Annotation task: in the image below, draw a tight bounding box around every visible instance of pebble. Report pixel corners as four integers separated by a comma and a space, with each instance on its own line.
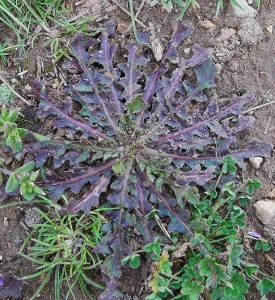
253, 200, 275, 225
266, 25, 273, 34
231, 0, 257, 18
216, 28, 237, 43
24, 207, 41, 227
48, 29, 61, 39
3, 217, 9, 227
249, 156, 263, 169
215, 63, 222, 75
184, 48, 191, 54
238, 18, 263, 45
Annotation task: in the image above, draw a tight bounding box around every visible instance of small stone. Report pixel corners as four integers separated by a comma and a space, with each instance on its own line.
199, 20, 216, 29
238, 18, 263, 45
184, 48, 190, 54
117, 20, 131, 34
231, 0, 257, 18
48, 29, 61, 39
249, 156, 263, 169
254, 200, 275, 225
24, 207, 41, 227
216, 28, 237, 42
3, 217, 9, 227
266, 25, 273, 34
0, 255, 2, 261
215, 63, 222, 75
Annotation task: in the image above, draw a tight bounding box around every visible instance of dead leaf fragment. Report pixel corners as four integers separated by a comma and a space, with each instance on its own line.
199, 20, 216, 30
172, 242, 194, 258
151, 38, 164, 62
117, 20, 131, 34
48, 29, 61, 38
216, 28, 237, 43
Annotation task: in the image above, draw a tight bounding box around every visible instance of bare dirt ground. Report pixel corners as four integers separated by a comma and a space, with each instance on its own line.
1, 0, 275, 299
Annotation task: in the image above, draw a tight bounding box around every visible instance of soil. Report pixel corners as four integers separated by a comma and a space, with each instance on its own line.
1, 0, 275, 299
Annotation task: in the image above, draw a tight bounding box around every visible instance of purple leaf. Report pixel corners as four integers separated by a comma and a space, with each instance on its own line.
40, 161, 114, 201
0, 275, 22, 298
60, 175, 110, 215
118, 44, 147, 102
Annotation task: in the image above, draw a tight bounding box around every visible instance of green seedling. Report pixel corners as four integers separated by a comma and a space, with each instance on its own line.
0, 107, 27, 152
2, 161, 45, 201
0, 82, 16, 104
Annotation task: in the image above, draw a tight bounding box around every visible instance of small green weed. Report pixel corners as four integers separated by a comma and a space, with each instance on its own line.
19, 196, 106, 300
0, 82, 16, 104
0, 107, 27, 152
124, 160, 275, 300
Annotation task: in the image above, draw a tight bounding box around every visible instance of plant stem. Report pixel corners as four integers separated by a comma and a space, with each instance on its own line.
39, 159, 115, 188
128, 0, 139, 43
118, 161, 133, 231
211, 181, 249, 213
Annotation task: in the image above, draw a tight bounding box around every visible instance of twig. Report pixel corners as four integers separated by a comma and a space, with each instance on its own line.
109, 0, 146, 28
264, 116, 271, 135
222, 100, 275, 122
265, 254, 275, 267
0, 74, 31, 106
122, 0, 146, 38
243, 101, 275, 114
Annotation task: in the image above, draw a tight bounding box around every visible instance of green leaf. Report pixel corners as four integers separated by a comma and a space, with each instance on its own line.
125, 94, 145, 113
199, 257, 229, 288
121, 255, 131, 265
21, 189, 36, 201
112, 160, 125, 174
144, 238, 161, 256
15, 161, 35, 175
32, 133, 51, 141
257, 278, 275, 296
181, 279, 204, 300
6, 109, 19, 122
211, 271, 249, 300
210, 189, 217, 199
227, 243, 243, 274
30, 171, 39, 181
244, 262, 258, 277
6, 130, 23, 152
222, 163, 236, 173
145, 293, 163, 300
252, 179, 261, 189
255, 240, 272, 252
129, 254, 140, 269
5, 173, 20, 193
